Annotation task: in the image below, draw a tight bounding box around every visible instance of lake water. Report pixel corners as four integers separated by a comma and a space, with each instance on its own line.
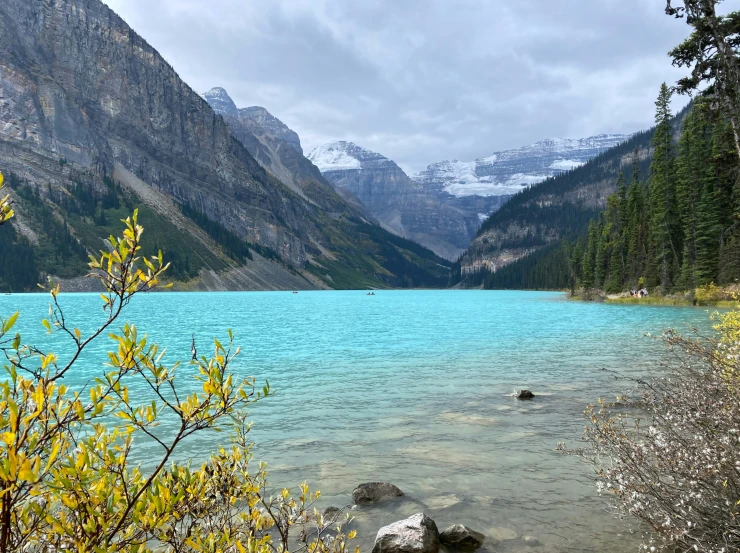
0, 290, 720, 552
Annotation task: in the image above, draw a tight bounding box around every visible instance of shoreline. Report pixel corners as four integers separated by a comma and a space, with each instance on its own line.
569, 285, 739, 308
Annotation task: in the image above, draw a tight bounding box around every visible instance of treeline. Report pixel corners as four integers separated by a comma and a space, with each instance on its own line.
178, 203, 254, 262
570, 88, 740, 293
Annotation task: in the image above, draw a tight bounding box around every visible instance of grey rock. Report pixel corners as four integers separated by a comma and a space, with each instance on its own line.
372, 513, 440, 553
353, 482, 405, 506
439, 524, 485, 551
516, 390, 535, 400
309, 141, 504, 260
522, 535, 541, 547
0, 0, 448, 292
320, 506, 342, 522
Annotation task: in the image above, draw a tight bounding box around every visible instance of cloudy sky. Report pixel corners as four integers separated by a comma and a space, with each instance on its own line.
104, 0, 714, 174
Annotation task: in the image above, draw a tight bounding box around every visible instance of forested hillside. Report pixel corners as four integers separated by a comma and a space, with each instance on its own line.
449, 123, 663, 287
459, 90, 740, 292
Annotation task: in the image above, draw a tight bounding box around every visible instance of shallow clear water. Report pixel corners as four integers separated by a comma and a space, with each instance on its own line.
0, 290, 720, 553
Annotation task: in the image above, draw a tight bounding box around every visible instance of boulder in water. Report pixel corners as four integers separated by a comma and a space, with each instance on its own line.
516, 390, 535, 400
353, 482, 405, 505
439, 524, 485, 551
372, 513, 440, 553
320, 506, 342, 524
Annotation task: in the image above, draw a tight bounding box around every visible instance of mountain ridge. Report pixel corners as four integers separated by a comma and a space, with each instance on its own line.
411, 133, 632, 198
308, 140, 496, 260
0, 0, 450, 291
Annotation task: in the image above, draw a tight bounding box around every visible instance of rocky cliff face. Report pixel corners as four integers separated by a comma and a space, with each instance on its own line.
309, 141, 500, 260
0, 0, 450, 290
412, 134, 631, 198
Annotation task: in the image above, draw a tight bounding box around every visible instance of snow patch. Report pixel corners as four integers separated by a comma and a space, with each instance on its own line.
549, 159, 584, 170
307, 143, 362, 172
412, 133, 632, 198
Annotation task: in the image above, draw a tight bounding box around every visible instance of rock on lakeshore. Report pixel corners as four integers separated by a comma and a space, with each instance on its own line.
372, 513, 440, 553
353, 482, 405, 505
439, 524, 485, 551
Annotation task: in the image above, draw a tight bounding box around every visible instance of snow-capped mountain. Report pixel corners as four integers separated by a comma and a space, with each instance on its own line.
308, 141, 506, 260
308, 141, 393, 172
412, 134, 631, 197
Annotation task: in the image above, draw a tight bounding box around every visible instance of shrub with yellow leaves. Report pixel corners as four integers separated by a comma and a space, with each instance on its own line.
0, 204, 357, 553
0, 173, 14, 226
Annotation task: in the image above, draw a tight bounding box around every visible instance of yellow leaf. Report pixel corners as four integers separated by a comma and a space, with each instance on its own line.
3, 311, 19, 333
18, 458, 35, 482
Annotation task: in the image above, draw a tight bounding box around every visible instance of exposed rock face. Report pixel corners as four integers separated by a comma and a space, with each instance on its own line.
0, 0, 449, 290
372, 513, 440, 553
309, 142, 501, 260
204, 89, 303, 155
411, 135, 631, 198
0, 0, 305, 264
352, 482, 405, 506
438, 525, 485, 551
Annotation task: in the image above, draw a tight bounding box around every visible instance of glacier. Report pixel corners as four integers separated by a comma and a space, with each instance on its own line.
411, 134, 631, 197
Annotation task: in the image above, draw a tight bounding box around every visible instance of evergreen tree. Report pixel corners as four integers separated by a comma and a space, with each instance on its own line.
581, 219, 597, 289
648, 84, 680, 292
625, 160, 647, 286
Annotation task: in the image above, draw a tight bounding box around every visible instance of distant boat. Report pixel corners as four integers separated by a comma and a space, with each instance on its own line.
292, 291, 298, 294
366, 291, 375, 296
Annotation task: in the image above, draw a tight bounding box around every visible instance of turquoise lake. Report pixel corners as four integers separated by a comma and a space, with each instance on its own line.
0, 290, 721, 552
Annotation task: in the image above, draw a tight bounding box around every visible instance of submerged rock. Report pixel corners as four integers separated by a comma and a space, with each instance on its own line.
372, 513, 440, 553
439, 524, 485, 551
320, 506, 342, 524
516, 390, 535, 400
353, 482, 405, 505
522, 535, 541, 547
488, 527, 518, 541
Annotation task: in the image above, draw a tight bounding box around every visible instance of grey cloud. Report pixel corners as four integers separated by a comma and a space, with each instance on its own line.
104, 0, 729, 173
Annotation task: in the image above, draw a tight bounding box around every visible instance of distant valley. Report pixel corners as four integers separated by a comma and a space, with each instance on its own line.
308, 135, 630, 259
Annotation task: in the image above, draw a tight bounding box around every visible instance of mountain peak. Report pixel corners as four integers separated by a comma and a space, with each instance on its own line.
202, 90, 302, 153
307, 141, 389, 172
202, 87, 238, 117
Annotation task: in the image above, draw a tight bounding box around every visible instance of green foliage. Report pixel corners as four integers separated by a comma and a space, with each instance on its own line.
179, 203, 253, 262
648, 84, 680, 292
463, 245, 574, 290
311, 217, 451, 289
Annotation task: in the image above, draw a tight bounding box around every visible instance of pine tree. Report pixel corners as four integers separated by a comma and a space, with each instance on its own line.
581, 219, 597, 289
648, 84, 680, 292
625, 161, 647, 286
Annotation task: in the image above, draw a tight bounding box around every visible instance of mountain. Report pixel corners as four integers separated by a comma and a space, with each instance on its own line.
411, 134, 632, 198
0, 0, 450, 291
451, 130, 661, 284
308, 141, 506, 260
